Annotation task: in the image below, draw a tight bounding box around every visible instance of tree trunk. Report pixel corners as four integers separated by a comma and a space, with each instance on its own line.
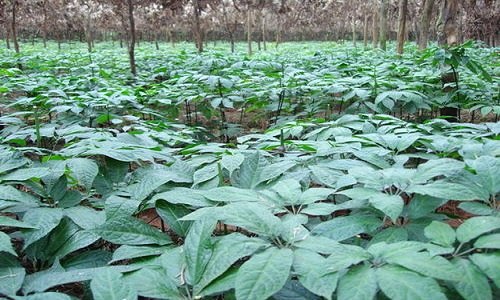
42, 0, 47, 48
11, 0, 19, 53
437, 0, 459, 46
352, 16, 357, 47
379, 0, 388, 51
372, 9, 379, 48
396, 0, 408, 54
5, 21, 11, 50
363, 15, 369, 48
193, 0, 203, 53
127, 0, 136, 76
247, 9, 253, 55
438, 0, 460, 122
262, 13, 267, 51
418, 0, 435, 50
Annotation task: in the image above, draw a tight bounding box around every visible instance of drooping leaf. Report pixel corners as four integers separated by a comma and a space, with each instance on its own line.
452, 258, 492, 300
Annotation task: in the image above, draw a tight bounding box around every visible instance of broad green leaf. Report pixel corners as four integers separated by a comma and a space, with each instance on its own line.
386, 251, 461, 281
470, 253, 500, 287
452, 258, 492, 300
153, 188, 212, 207
22, 208, 63, 249
424, 221, 456, 246
11, 292, 71, 300
22, 265, 141, 293
474, 233, 500, 249
293, 249, 338, 300
0, 167, 50, 181
368, 227, 408, 246
273, 280, 321, 300
184, 216, 217, 285
221, 202, 282, 237
0, 231, 17, 256
92, 216, 171, 246
324, 243, 371, 273
407, 181, 481, 201
337, 265, 377, 300
376, 265, 446, 300
0, 216, 37, 229
155, 200, 192, 237
202, 187, 262, 203
368, 241, 426, 261
235, 247, 293, 300
368, 194, 404, 222
312, 215, 381, 241
195, 233, 266, 294
0, 185, 39, 204
222, 153, 244, 176
124, 267, 181, 299
67, 158, 98, 190
91, 268, 137, 300
456, 216, 500, 243
413, 158, 464, 183
0, 152, 29, 174
0, 255, 25, 295
110, 245, 170, 263
198, 267, 238, 297
64, 206, 105, 229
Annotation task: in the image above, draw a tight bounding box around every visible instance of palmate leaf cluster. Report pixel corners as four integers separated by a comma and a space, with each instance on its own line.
0, 41, 499, 300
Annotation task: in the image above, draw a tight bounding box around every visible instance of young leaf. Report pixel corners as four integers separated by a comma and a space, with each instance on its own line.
184, 216, 217, 285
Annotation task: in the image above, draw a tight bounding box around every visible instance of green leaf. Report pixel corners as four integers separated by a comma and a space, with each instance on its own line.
368, 194, 404, 222
470, 253, 500, 287
184, 216, 217, 285
337, 265, 377, 300
324, 243, 371, 273
424, 221, 456, 247
376, 265, 446, 300
0, 232, 17, 256
456, 216, 500, 243
23, 265, 140, 293
0, 185, 39, 204
222, 153, 245, 176
293, 249, 338, 300
312, 215, 381, 241
413, 158, 464, 183
64, 206, 105, 230
91, 268, 137, 300
110, 245, 170, 263
153, 188, 212, 207
0, 151, 29, 174
155, 201, 192, 237
0, 255, 25, 295
22, 208, 63, 249
474, 234, 500, 249
124, 267, 181, 299
221, 202, 282, 237
92, 216, 171, 246
11, 292, 72, 300
67, 158, 98, 190
407, 181, 481, 201
386, 251, 461, 281
0, 167, 50, 181
452, 258, 492, 300
235, 247, 293, 300
0, 216, 38, 229
195, 233, 266, 294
